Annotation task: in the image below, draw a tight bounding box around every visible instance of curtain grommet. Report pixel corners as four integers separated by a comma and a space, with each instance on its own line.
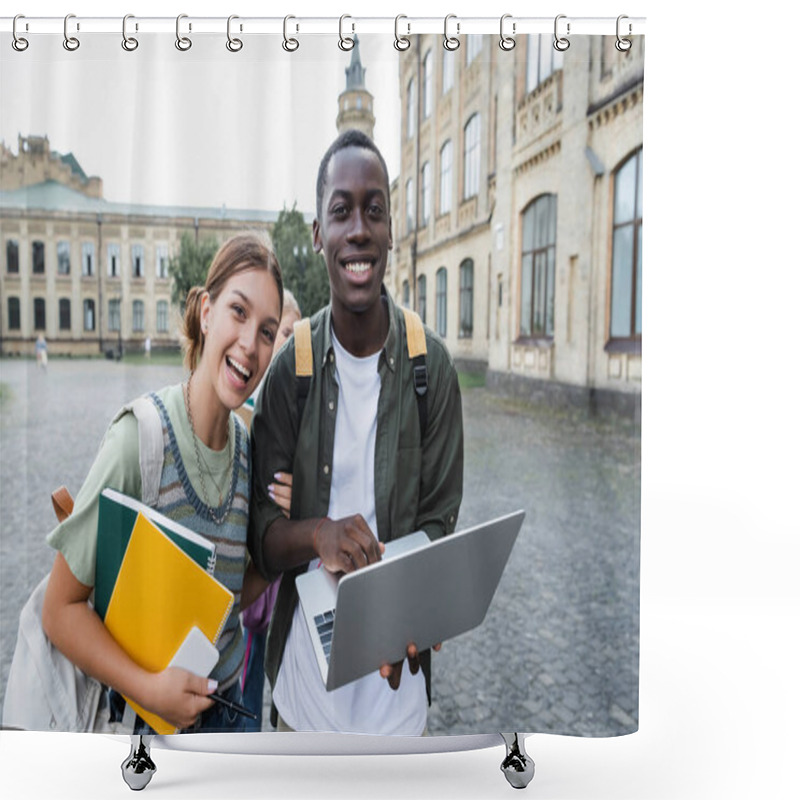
443, 14, 460, 51
12, 14, 29, 51
121, 14, 138, 52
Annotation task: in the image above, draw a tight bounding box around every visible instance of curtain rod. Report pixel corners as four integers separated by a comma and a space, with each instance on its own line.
1, 15, 647, 37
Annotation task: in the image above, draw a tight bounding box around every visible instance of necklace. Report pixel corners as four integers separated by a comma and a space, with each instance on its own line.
184, 374, 235, 525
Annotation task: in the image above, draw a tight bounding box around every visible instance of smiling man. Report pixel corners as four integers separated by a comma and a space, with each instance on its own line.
248, 130, 463, 735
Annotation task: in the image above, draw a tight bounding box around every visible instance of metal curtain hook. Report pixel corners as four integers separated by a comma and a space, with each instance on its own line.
176, 14, 192, 51
615, 15, 632, 52
12, 14, 29, 51
499, 14, 516, 51
283, 15, 299, 52
63, 14, 80, 51
339, 15, 354, 51
443, 14, 460, 51
554, 14, 570, 52
122, 14, 139, 51
226, 15, 243, 52
394, 15, 410, 51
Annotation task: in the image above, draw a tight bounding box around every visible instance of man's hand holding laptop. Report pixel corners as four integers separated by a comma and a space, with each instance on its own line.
312, 513, 441, 691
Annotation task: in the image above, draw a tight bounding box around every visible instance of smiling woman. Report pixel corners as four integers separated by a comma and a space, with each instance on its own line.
29, 232, 285, 738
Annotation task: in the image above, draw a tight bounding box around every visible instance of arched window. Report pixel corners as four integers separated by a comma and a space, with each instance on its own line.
520, 194, 557, 338
406, 77, 416, 139
405, 178, 415, 234
157, 300, 169, 333
59, 298, 71, 331
466, 35, 483, 66
526, 34, 564, 93
421, 162, 432, 225
439, 140, 453, 215
7, 297, 21, 330
441, 49, 455, 94
436, 267, 448, 338
418, 274, 427, 324
463, 114, 481, 199
459, 259, 474, 338
133, 299, 145, 332
83, 299, 95, 331
610, 149, 643, 341
33, 297, 46, 330
422, 50, 433, 118
402, 279, 410, 308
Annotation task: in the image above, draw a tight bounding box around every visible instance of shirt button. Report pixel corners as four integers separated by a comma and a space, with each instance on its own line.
329, 353, 335, 364
328, 401, 335, 411
389, 357, 395, 367
323, 464, 330, 475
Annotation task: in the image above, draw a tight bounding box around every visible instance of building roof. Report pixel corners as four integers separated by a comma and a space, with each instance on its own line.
55, 151, 90, 183
0, 180, 311, 224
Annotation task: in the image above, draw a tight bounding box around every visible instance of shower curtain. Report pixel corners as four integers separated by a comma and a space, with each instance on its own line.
0, 11, 643, 790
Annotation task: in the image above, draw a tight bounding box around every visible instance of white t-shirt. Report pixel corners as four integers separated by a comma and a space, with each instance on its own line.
272, 331, 428, 734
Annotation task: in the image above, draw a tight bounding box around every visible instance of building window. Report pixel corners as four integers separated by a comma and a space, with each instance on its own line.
421, 162, 432, 225
132, 299, 145, 332
459, 259, 474, 338
157, 300, 169, 333
402, 279, 410, 308
418, 274, 427, 325
108, 298, 120, 332
406, 76, 416, 139
82, 242, 95, 276
108, 243, 120, 278
7, 297, 21, 330
520, 194, 557, 338
439, 140, 453, 215
422, 50, 433, 119
610, 149, 643, 341
405, 177, 415, 234
32, 241, 45, 274
156, 245, 169, 279
83, 299, 95, 332
59, 298, 71, 331
466, 35, 483, 66
441, 49, 455, 94
436, 267, 447, 338
526, 34, 564, 93
6, 240, 19, 274
463, 114, 481, 200
33, 298, 46, 330
57, 241, 71, 275
131, 244, 144, 278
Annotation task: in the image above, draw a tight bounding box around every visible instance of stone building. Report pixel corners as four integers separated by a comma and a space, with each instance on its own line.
387, 34, 644, 414
1, 136, 277, 357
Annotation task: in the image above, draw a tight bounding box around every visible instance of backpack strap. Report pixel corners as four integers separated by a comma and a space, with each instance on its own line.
107, 395, 165, 507
294, 318, 313, 423
401, 307, 429, 440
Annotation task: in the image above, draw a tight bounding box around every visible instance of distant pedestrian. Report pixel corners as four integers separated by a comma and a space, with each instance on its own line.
35, 334, 48, 370
144, 337, 151, 359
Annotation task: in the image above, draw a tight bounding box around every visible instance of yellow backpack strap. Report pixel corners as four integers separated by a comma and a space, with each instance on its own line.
294, 318, 313, 377
402, 307, 427, 359
401, 307, 429, 438
294, 318, 313, 422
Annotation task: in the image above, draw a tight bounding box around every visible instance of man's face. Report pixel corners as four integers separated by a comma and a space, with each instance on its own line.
313, 146, 393, 315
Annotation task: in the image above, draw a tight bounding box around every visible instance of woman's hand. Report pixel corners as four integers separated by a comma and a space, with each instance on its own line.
147, 668, 217, 730
269, 472, 293, 518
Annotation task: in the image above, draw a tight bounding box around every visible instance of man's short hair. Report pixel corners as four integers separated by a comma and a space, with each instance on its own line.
316, 130, 391, 221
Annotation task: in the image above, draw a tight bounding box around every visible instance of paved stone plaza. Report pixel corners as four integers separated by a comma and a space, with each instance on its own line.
0, 358, 640, 736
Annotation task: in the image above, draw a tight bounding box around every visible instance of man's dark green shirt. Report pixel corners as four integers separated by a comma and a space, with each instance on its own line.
248, 290, 464, 709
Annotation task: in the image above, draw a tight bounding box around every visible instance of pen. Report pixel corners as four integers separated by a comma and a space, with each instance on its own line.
209, 693, 258, 720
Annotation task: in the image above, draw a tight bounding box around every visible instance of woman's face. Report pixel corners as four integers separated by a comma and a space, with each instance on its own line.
199, 267, 282, 411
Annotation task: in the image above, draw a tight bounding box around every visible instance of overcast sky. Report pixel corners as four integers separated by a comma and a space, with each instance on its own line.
1, 30, 400, 215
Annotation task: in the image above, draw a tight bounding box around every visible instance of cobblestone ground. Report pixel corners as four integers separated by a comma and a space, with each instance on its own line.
0, 358, 639, 736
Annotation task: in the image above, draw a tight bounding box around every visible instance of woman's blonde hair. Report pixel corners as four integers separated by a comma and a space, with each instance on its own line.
182, 233, 283, 371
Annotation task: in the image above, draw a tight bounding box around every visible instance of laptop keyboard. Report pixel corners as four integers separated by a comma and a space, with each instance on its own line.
314, 609, 336, 663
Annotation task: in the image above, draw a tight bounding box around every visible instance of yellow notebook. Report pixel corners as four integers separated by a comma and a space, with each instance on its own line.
104, 512, 234, 734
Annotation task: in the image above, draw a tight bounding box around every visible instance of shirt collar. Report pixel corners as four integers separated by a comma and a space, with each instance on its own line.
322, 285, 401, 373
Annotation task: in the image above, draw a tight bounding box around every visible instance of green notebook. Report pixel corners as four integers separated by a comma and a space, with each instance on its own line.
94, 487, 217, 621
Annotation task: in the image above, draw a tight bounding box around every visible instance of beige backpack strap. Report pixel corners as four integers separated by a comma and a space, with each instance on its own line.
294, 318, 313, 377
402, 307, 427, 359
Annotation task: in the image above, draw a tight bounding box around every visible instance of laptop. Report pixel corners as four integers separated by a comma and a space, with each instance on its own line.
295, 510, 525, 691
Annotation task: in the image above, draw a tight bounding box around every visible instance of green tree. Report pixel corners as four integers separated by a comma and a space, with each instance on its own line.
271, 205, 329, 317
169, 232, 219, 309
